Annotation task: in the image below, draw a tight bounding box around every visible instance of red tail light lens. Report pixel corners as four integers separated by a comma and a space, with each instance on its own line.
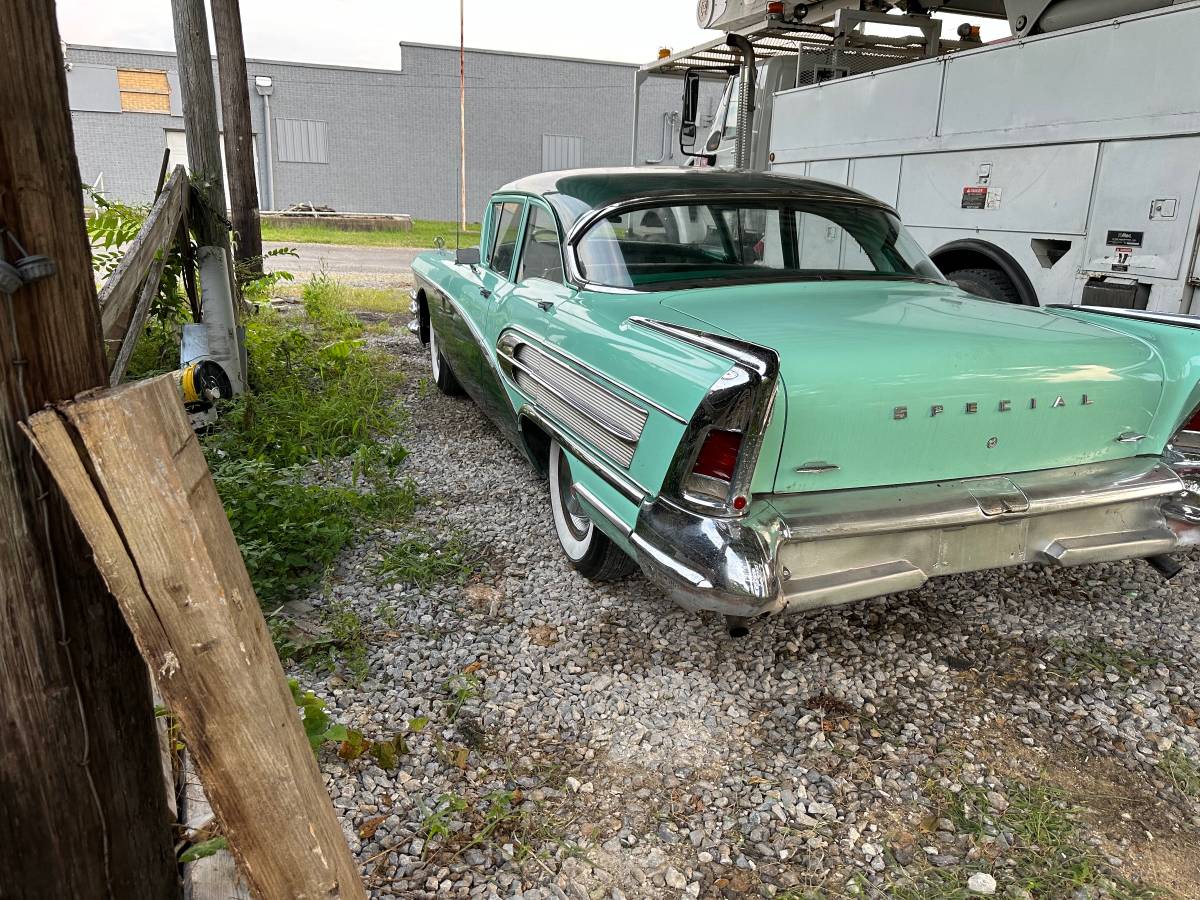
1183, 408, 1200, 434
693, 429, 742, 482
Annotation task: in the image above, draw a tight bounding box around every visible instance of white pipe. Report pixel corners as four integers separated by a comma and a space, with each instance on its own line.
261, 92, 275, 210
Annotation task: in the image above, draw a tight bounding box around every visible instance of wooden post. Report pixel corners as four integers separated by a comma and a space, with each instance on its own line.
212, 0, 263, 275
0, 2, 179, 896
171, 0, 230, 251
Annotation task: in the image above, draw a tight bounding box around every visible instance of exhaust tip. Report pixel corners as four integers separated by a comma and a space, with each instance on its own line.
725, 616, 751, 638
1146, 554, 1184, 580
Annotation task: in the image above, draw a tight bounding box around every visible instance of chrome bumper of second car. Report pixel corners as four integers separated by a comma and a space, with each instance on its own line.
622, 456, 1196, 618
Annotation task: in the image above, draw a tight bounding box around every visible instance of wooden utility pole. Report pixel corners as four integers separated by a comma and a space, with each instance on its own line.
0, 2, 179, 897
172, 0, 229, 251
212, 0, 263, 275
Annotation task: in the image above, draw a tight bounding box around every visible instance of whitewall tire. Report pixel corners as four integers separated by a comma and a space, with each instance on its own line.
427, 319, 463, 396
548, 441, 636, 581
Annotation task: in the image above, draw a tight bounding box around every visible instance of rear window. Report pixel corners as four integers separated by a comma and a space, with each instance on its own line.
574, 199, 944, 290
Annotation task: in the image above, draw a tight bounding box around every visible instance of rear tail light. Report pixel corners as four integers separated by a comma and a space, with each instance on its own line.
1172, 406, 1200, 452
693, 429, 742, 481
1166, 404, 1200, 472
687, 429, 750, 510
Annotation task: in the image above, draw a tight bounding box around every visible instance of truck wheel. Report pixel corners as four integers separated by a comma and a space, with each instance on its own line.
548, 441, 635, 581
946, 267, 1022, 304
428, 321, 464, 396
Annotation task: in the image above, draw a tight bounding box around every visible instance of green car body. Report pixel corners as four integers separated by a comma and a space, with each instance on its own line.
412, 167, 1200, 619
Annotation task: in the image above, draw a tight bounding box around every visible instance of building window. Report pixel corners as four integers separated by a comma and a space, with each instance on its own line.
117, 69, 171, 114
277, 118, 329, 164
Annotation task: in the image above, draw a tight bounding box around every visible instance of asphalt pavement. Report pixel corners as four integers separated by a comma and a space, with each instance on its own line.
263, 241, 421, 283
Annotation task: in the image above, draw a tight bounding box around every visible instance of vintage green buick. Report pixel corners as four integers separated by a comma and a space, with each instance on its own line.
411, 168, 1200, 630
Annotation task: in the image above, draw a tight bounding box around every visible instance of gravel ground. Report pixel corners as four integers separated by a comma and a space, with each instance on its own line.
292, 304, 1200, 899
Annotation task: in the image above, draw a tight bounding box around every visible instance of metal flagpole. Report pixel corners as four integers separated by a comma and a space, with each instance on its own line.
459, 0, 467, 231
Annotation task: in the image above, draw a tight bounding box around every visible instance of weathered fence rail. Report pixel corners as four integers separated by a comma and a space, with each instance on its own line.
97, 164, 188, 384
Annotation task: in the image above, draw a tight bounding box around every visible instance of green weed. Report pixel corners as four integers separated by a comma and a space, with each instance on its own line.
261, 218, 481, 249
1159, 747, 1200, 798
210, 458, 358, 608
288, 678, 421, 769
1048, 638, 1163, 680
420, 793, 469, 854
307, 599, 369, 684
205, 275, 418, 610
889, 779, 1164, 899
376, 534, 479, 589
444, 672, 482, 723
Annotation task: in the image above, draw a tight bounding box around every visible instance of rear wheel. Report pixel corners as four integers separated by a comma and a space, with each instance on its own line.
428, 320, 463, 396
945, 267, 1022, 304
548, 441, 635, 581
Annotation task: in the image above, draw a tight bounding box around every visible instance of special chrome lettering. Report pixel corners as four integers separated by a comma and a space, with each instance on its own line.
892, 395, 1096, 419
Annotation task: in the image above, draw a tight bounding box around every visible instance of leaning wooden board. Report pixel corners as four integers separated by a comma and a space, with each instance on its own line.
24, 374, 364, 900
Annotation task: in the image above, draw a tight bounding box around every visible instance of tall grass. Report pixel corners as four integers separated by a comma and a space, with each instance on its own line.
261, 218, 481, 249
200, 275, 416, 608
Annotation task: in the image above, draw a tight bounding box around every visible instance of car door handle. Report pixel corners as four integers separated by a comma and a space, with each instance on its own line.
537, 300, 555, 311
480, 288, 492, 299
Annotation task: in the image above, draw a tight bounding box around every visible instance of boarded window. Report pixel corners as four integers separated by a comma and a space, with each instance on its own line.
277, 119, 329, 164
117, 69, 170, 114
541, 134, 582, 172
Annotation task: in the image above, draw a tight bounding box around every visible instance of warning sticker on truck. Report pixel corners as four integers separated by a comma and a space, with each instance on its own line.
1106, 230, 1144, 247
962, 187, 988, 209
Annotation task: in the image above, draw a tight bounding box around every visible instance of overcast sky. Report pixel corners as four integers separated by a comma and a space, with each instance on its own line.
56, 0, 1009, 68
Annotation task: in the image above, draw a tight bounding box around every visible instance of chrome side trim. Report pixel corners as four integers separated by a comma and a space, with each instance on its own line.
498, 332, 647, 469
501, 338, 648, 441
795, 462, 840, 474
1051, 305, 1200, 330
518, 406, 647, 505
501, 350, 642, 444
1044, 530, 1177, 566
628, 316, 778, 377
571, 483, 632, 538
784, 561, 927, 613
500, 323, 687, 424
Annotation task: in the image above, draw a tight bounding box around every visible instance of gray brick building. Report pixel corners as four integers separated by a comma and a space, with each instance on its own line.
65, 42, 716, 221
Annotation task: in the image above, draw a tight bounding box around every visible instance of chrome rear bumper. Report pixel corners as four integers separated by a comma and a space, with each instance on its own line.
627, 457, 1193, 617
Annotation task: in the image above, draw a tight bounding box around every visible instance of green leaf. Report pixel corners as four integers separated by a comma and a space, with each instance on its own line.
337, 728, 369, 761
180, 836, 228, 863
408, 716, 429, 733
324, 724, 349, 742
371, 738, 397, 770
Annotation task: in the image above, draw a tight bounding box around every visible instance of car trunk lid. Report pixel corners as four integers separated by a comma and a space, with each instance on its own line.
655, 280, 1165, 494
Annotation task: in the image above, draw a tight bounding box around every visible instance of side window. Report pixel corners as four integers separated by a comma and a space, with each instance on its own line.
794, 211, 874, 271
488, 201, 524, 277
517, 206, 564, 283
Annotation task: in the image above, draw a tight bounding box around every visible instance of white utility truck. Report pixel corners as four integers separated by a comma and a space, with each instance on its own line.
636, 0, 1200, 312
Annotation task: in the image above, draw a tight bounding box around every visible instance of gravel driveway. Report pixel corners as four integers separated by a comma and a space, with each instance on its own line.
302, 314, 1200, 899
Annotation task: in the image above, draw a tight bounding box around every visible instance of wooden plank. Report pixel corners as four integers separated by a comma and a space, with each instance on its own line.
26, 374, 366, 900
98, 165, 186, 341
181, 752, 251, 900
108, 242, 170, 384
